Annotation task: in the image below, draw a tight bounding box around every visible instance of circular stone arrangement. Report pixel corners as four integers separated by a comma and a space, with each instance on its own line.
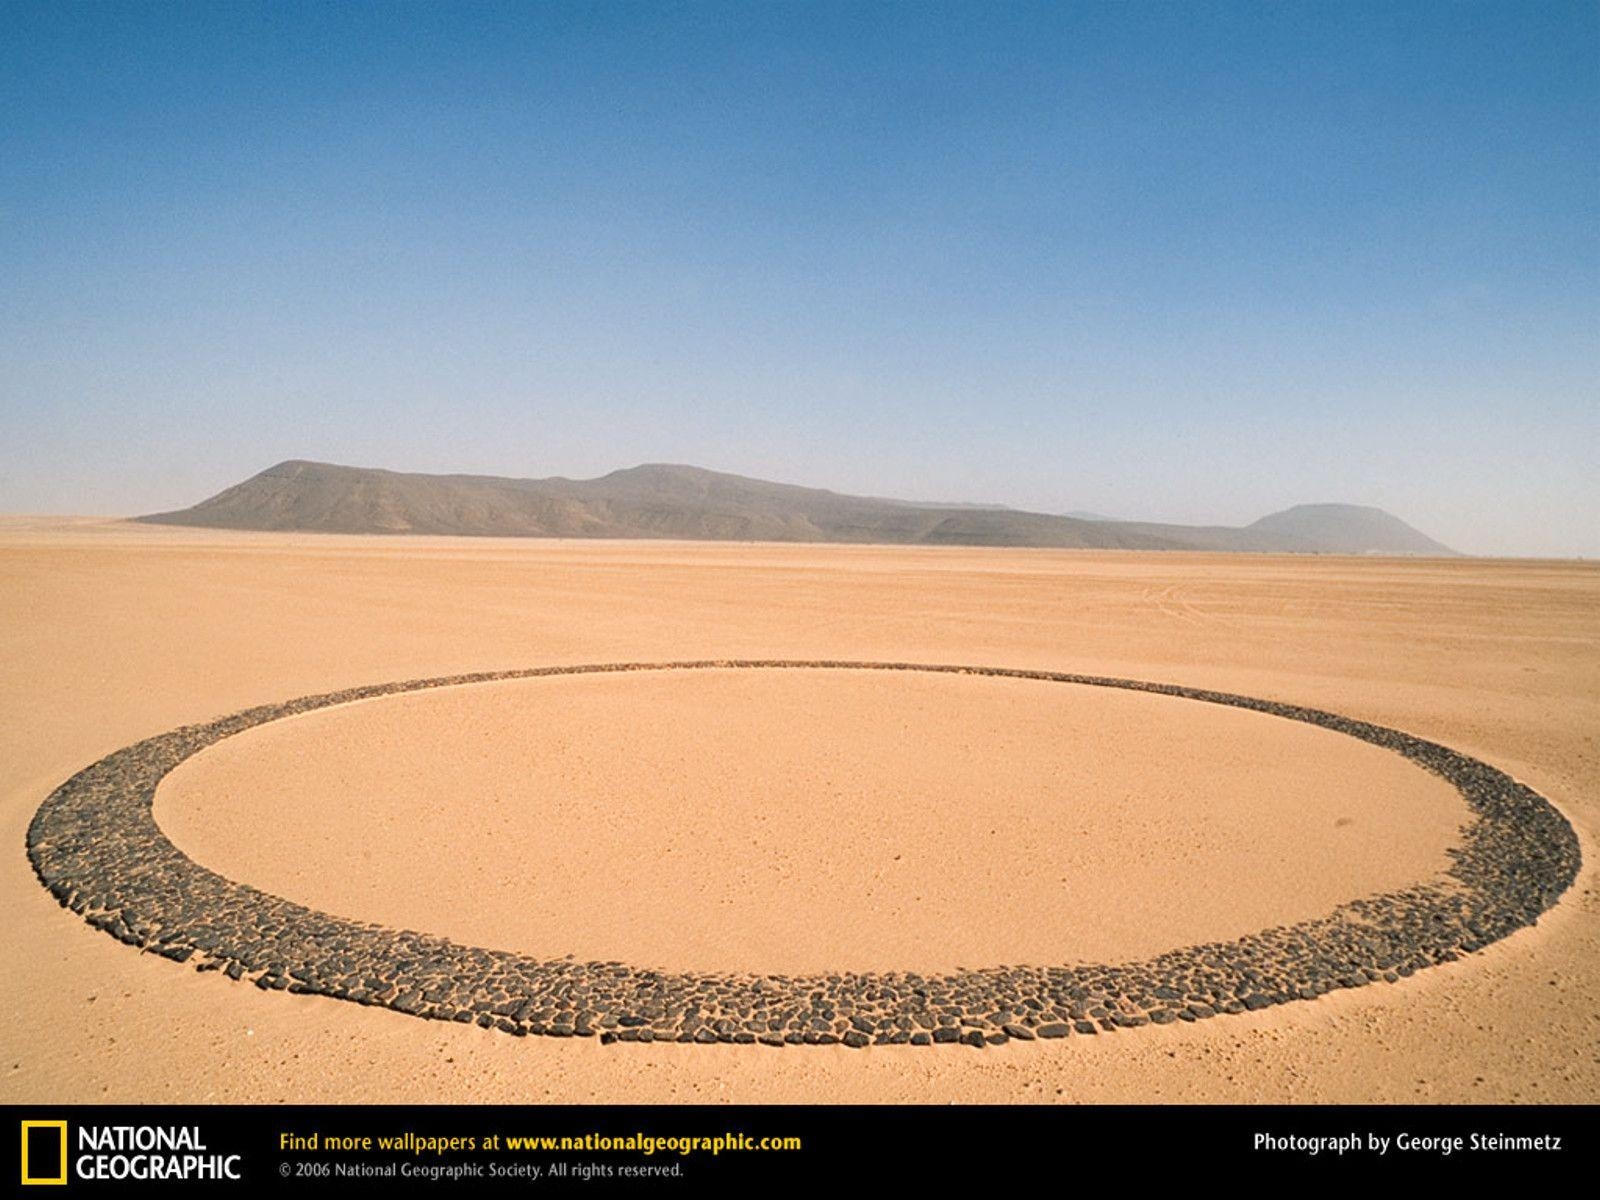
27, 661, 1581, 1049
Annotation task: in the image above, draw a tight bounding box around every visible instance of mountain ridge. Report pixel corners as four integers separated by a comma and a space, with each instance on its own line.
136, 460, 1459, 556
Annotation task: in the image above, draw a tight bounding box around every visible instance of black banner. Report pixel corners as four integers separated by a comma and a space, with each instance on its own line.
4, 1104, 1591, 1191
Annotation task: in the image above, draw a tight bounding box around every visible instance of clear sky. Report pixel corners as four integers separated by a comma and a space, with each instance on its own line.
2, 1, 1595, 555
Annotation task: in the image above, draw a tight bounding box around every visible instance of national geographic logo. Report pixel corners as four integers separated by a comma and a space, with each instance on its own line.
20, 1121, 242, 1185
20, 1121, 67, 1186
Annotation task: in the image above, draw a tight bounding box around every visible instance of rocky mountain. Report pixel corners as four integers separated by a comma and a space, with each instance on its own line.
137, 460, 1457, 555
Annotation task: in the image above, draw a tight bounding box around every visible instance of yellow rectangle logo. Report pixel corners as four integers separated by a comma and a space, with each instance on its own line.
20, 1121, 68, 1186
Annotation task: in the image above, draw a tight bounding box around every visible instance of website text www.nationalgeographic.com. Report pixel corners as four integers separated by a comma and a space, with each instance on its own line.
280, 1129, 801, 1156
275, 1129, 801, 1184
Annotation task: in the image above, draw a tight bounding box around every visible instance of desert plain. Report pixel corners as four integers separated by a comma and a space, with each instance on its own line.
1, 517, 1595, 1103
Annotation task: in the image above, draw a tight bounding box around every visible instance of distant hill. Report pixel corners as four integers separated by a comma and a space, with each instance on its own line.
137, 460, 1458, 555
1111, 503, 1458, 556
1063, 510, 1121, 522
1243, 504, 1458, 556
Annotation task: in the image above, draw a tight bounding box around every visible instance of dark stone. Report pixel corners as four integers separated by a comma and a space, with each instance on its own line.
23, 661, 1579, 1056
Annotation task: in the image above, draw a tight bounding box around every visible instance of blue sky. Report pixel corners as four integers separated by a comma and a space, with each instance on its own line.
2, 1, 1595, 554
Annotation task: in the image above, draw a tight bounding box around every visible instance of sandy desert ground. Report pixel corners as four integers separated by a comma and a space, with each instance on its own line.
1, 517, 1595, 1103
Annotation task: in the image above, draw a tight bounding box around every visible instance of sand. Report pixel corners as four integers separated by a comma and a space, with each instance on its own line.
1, 517, 1596, 1103
156, 669, 1468, 977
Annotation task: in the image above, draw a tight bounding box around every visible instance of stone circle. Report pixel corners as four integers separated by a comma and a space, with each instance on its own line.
26, 661, 1581, 1048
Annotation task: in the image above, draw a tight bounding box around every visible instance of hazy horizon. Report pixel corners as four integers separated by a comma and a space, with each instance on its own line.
100, 450, 1545, 538
3, 2, 1596, 556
